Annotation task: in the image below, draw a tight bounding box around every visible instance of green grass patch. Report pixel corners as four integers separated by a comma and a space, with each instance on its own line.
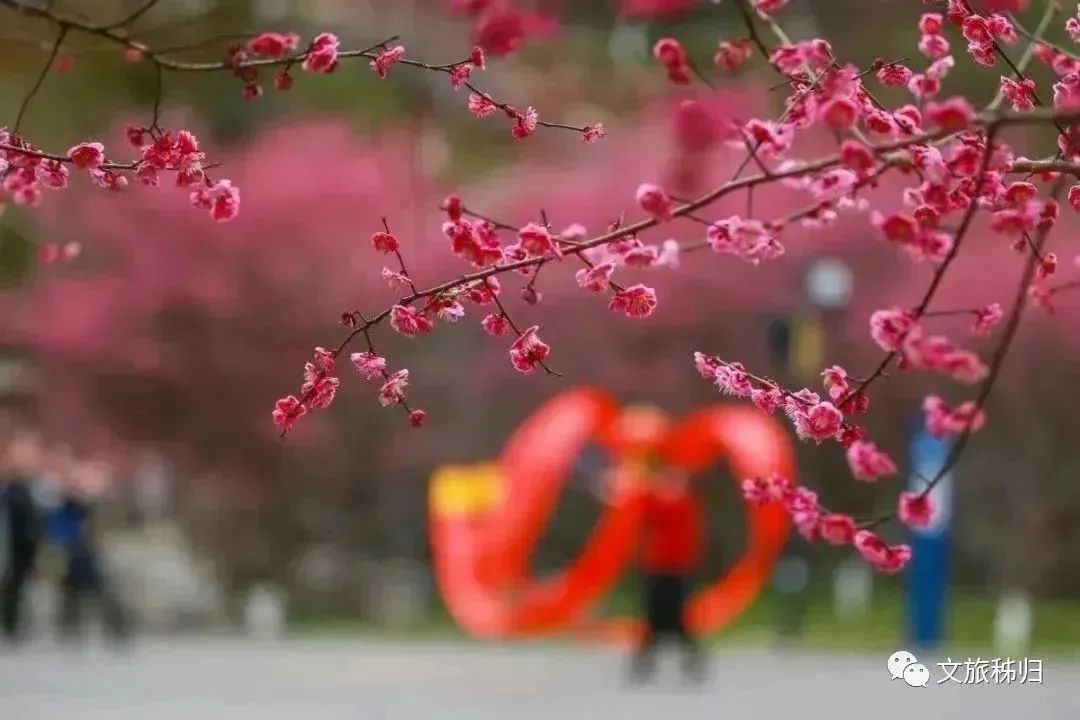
294, 587, 1080, 658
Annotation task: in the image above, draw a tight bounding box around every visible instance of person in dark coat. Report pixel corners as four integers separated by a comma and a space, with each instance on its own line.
1, 430, 43, 643
52, 460, 128, 643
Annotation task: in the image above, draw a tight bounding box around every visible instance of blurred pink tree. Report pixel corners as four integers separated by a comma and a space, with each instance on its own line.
3, 0, 1080, 578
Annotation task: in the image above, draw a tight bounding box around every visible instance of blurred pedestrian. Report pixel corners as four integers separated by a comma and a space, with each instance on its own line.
1, 429, 44, 643
629, 465, 706, 683
52, 459, 128, 644
600, 405, 707, 684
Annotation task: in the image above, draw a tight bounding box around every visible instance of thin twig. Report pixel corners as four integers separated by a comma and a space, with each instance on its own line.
101, 0, 162, 31
149, 61, 164, 130
13, 23, 68, 132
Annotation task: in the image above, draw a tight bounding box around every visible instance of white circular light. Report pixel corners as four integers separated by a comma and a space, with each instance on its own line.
804, 257, 854, 309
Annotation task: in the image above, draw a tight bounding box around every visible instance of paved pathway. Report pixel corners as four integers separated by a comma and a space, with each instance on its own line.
2, 638, 1077, 719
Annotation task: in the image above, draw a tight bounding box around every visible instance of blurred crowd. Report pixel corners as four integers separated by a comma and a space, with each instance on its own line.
0, 422, 127, 646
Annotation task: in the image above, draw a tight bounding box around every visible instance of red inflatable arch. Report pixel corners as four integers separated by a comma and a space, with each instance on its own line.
428, 387, 795, 642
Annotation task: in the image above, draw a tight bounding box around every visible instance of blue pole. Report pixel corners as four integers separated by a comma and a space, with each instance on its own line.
905, 419, 953, 651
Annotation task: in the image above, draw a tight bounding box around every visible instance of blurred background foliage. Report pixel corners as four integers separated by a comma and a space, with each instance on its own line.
2, 0, 1080, 643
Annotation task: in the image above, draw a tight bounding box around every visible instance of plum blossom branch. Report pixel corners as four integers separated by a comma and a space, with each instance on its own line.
0, 4, 607, 228
488, 290, 561, 377
0, 141, 171, 172
917, 178, 1068, 496
861, 177, 1069, 530
403, 111, 1080, 298
277, 105, 1080, 443
732, 0, 772, 62
988, 0, 1060, 112
0, 0, 594, 138
843, 125, 1003, 404
957, 0, 1075, 153
1, 0, 602, 225
381, 218, 417, 295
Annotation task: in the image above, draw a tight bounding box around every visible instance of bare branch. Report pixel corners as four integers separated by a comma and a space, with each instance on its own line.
13, 22, 68, 132
101, 0, 162, 31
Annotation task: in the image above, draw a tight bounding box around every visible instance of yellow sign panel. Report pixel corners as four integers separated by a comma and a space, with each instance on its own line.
790, 311, 825, 384
430, 463, 504, 518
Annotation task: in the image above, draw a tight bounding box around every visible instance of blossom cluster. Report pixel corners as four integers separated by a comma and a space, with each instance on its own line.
1, 127, 238, 222
3, 11, 601, 223
740, 472, 921, 574
272, 343, 426, 433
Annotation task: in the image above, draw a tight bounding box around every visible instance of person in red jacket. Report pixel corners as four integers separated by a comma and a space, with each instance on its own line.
630, 464, 705, 683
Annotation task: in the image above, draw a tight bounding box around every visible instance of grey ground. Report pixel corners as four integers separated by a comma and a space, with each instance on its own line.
2, 638, 1077, 719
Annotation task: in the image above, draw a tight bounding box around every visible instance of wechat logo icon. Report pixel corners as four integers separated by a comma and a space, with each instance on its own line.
888, 650, 929, 687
